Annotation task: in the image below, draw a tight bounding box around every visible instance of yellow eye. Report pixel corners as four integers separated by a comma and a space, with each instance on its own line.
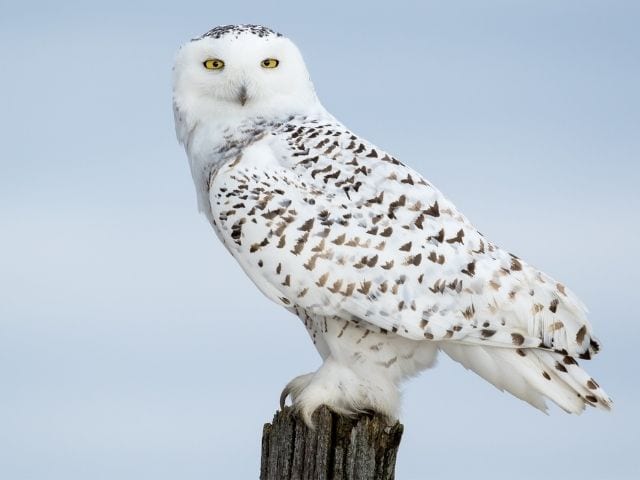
261, 58, 279, 69
203, 58, 225, 70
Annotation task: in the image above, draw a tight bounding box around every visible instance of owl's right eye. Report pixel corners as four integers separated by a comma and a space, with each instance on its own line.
203, 59, 225, 70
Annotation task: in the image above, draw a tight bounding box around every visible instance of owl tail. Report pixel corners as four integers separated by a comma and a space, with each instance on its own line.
440, 344, 612, 414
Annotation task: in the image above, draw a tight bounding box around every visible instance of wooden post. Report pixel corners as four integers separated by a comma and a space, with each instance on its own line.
260, 406, 403, 480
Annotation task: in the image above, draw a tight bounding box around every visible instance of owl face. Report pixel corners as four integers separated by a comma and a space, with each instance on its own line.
173, 26, 319, 122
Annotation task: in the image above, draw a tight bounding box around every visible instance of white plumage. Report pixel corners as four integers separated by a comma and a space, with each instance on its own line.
173, 25, 611, 425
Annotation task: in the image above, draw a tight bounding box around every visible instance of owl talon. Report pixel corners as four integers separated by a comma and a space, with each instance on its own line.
279, 384, 291, 410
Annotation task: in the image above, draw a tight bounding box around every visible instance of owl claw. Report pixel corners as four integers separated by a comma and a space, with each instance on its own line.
279, 373, 315, 412
279, 384, 291, 410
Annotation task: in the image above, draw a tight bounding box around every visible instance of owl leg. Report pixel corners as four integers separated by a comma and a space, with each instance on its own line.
281, 356, 399, 427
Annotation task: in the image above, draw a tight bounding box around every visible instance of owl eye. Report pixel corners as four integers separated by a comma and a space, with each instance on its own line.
261, 58, 280, 69
203, 58, 225, 70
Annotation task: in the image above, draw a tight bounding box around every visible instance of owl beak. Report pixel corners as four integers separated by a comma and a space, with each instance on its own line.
237, 85, 248, 106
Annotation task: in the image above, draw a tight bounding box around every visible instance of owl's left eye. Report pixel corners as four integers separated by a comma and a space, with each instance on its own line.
203, 58, 225, 70
261, 58, 280, 69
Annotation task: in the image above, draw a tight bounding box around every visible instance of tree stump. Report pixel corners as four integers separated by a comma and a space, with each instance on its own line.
260, 406, 403, 480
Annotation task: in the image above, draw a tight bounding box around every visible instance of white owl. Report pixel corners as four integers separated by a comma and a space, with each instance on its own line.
173, 25, 611, 425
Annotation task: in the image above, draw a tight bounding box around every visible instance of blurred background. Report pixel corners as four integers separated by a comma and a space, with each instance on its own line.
1, 1, 638, 478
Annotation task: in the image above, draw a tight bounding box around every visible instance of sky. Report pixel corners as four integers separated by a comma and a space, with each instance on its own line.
1, 1, 639, 478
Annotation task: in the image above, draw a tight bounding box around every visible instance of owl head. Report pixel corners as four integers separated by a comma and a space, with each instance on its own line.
173, 25, 320, 135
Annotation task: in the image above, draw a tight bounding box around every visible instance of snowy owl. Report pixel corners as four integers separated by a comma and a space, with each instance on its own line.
173, 24, 611, 425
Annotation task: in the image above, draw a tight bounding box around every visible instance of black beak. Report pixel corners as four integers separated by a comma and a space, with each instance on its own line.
237, 85, 248, 106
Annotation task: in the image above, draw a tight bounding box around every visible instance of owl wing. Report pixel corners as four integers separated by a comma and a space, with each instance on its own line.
209, 121, 601, 364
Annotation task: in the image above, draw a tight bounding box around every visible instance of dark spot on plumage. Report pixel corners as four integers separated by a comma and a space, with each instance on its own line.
366, 149, 378, 158
381, 260, 394, 270
290, 232, 309, 255
281, 274, 291, 287
481, 329, 496, 338
429, 279, 446, 294
297, 155, 319, 167
277, 235, 286, 248
516, 349, 526, 357
446, 229, 465, 244
317, 228, 331, 238
579, 351, 592, 360
304, 254, 319, 271
482, 321, 490, 328
542, 371, 551, 380
357, 281, 372, 295
510, 257, 523, 271
316, 272, 329, 287
462, 260, 476, 277
399, 241, 412, 252
332, 233, 346, 245
461, 304, 475, 319
424, 201, 439, 217
424, 332, 434, 340
549, 298, 559, 313
355, 143, 366, 154
328, 279, 343, 293
314, 138, 329, 149
555, 362, 567, 372
585, 394, 598, 403
311, 164, 331, 178
406, 253, 422, 266
448, 279, 463, 293
576, 325, 587, 344
428, 229, 445, 243
342, 283, 355, 297
366, 255, 379, 267
249, 237, 269, 253
563, 355, 578, 366
262, 208, 284, 220
366, 192, 384, 205
387, 195, 407, 219
324, 143, 338, 155
311, 239, 325, 253
367, 226, 378, 235
590, 338, 600, 353
472, 240, 485, 254
279, 297, 290, 305
257, 259, 263, 267
427, 251, 445, 264
298, 218, 315, 231
401, 174, 414, 185
323, 170, 340, 183
380, 226, 393, 237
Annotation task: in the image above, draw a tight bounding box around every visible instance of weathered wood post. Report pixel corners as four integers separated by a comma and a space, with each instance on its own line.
260, 406, 403, 479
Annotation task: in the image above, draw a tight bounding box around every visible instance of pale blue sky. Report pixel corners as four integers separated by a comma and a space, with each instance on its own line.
1, 1, 639, 479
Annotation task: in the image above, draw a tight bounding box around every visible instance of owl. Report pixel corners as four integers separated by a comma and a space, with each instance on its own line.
173, 24, 611, 425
